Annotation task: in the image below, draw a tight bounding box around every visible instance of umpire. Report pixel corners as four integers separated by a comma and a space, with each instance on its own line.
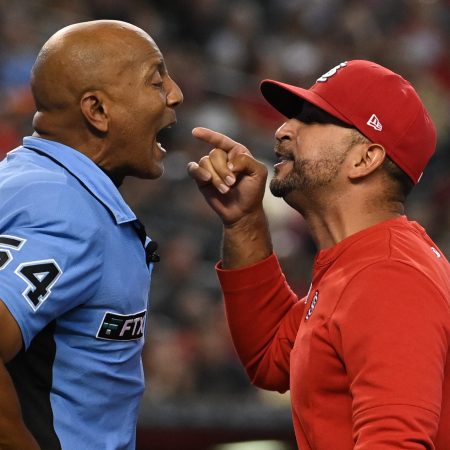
0, 20, 182, 449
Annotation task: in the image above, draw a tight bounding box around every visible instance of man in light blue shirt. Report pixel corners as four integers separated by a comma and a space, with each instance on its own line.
0, 20, 183, 450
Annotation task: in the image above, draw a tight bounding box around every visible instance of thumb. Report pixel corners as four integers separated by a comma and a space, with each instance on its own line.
228, 153, 268, 179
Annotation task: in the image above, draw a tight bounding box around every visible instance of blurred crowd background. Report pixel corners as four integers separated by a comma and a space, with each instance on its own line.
0, 0, 449, 448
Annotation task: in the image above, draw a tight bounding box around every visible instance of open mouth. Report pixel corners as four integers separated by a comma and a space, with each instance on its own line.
275, 151, 294, 164
156, 121, 177, 151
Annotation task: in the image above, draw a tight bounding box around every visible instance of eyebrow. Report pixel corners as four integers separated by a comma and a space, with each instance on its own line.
143, 58, 168, 84
154, 59, 167, 75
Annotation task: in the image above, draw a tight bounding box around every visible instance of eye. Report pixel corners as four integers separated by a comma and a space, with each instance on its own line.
146, 71, 164, 88
152, 78, 163, 89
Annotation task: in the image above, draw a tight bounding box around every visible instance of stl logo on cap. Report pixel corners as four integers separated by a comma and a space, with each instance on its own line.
316, 61, 348, 83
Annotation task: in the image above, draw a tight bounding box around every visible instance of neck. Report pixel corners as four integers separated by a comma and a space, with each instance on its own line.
32, 131, 123, 187
287, 190, 405, 250
98, 166, 124, 187
305, 208, 404, 250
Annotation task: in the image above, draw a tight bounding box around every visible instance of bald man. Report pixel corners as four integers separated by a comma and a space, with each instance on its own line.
0, 21, 183, 449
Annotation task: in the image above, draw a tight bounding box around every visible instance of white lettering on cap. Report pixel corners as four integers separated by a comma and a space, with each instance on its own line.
316, 61, 348, 82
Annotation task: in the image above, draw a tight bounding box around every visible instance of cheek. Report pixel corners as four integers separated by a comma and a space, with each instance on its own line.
115, 110, 139, 140
142, 108, 165, 138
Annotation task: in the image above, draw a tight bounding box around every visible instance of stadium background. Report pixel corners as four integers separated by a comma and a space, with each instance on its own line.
0, 0, 448, 449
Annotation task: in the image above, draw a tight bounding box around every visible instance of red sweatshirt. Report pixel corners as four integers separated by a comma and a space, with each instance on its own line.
217, 216, 450, 449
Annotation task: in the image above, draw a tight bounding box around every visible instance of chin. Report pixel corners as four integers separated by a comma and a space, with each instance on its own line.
146, 163, 165, 180
269, 176, 289, 198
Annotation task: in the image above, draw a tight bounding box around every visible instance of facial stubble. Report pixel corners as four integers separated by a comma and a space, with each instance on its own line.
269, 145, 351, 198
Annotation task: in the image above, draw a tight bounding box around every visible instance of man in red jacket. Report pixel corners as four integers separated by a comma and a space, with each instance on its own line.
188, 60, 450, 449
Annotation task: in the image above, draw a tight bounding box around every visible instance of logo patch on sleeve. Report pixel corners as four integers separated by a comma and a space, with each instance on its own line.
305, 290, 319, 321
97, 311, 146, 341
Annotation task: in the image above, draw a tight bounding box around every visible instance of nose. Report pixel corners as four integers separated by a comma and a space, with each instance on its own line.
275, 119, 296, 142
166, 77, 184, 108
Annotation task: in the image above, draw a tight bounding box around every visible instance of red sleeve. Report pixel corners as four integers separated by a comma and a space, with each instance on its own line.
330, 261, 450, 449
216, 253, 305, 392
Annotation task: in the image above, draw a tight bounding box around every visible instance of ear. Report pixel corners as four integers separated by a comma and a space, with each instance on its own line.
348, 143, 386, 180
80, 91, 109, 133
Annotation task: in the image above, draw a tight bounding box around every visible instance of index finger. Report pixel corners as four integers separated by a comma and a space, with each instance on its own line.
192, 127, 250, 156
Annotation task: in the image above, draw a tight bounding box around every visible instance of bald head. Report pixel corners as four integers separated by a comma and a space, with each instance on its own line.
31, 20, 157, 111
29, 20, 183, 183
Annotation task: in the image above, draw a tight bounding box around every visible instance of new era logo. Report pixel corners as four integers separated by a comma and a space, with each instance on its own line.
367, 114, 382, 131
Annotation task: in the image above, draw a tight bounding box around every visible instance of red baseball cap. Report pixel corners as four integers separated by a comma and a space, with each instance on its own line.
260, 60, 436, 184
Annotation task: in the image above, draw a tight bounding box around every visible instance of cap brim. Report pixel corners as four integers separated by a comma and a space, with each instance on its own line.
260, 79, 353, 125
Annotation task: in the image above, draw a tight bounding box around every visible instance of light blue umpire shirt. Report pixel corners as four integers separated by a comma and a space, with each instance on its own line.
0, 137, 155, 450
